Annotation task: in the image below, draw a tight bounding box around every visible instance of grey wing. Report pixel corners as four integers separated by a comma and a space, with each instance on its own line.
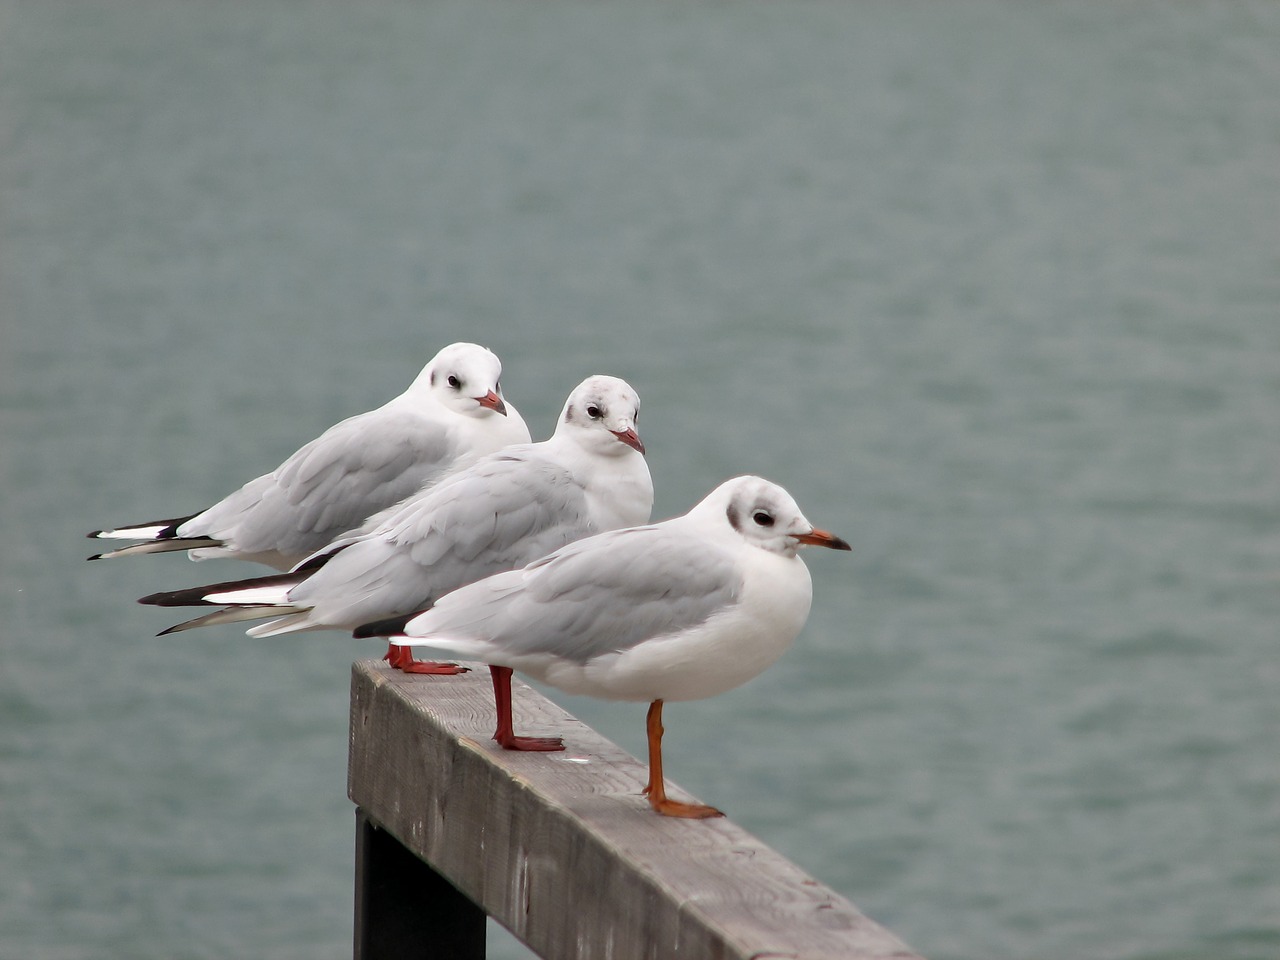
181, 474, 275, 542
224, 410, 458, 558
443, 526, 743, 665
389, 452, 596, 584
294, 452, 595, 625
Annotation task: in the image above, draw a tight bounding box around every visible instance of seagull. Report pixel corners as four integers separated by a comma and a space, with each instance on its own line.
88, 342, 530, 571
354, 475, 851, 819
140, 375, 653, 751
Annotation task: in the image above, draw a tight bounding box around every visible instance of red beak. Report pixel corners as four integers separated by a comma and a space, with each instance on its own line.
793, 528, 851, 551
610, 427, 646, 455
476, 390, 508, 416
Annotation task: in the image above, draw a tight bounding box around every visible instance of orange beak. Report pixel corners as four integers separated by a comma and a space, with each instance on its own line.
610, 427, 645, 455
792, 528, 851, 551
476, 390, 508, 416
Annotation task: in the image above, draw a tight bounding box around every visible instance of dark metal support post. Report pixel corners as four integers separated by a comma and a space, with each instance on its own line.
354, 808, 486, 960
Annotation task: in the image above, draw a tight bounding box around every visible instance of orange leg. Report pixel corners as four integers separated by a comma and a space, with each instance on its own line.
383, 642, 468, 675
491, 666, 563, 751
642, 700, 723, 819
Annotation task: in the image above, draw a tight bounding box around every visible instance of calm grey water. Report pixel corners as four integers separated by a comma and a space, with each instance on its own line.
2, 2, 1278, 958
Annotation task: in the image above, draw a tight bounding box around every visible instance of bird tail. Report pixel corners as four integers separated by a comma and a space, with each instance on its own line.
143, 571, 314, 636
245, 613, 323, 638
158, 605, 303, 636
88, 538, 221, 561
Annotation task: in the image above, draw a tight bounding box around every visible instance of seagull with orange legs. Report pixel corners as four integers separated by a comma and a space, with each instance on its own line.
355, 475, 851, 819
139, 376, 652, 751
89, 342, 529, 571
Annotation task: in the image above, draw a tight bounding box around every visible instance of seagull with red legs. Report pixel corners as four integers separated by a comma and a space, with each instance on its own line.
139, 375, 653, 751
355, 475, 851, 819
89, 342, 530, 571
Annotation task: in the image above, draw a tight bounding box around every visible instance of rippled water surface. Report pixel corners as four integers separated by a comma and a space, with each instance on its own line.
2, 3, 1278, 958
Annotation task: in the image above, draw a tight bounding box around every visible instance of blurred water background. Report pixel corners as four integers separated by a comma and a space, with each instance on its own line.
2, 2, 1278, 958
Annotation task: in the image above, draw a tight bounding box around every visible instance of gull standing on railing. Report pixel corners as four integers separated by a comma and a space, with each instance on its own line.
357, 475, 851, 818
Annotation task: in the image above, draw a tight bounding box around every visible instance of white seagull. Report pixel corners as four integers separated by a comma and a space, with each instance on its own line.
89, 342, 530, 570
140, 376, 653, 751
356, 475, 851, 819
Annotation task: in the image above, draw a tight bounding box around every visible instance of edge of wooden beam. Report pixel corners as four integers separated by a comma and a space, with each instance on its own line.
348, 659, 924, 960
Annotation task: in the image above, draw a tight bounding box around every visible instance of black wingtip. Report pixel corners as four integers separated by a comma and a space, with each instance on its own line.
87, 553, 103, 562
294, 542, 347, 573
137, 571, 304, 608
353, 611, 419, 640
88, 513, 201, 542
138, 586, 216, 607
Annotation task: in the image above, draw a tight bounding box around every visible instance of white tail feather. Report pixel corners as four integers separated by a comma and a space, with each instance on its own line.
90, 539, 219, 561
246, 612, 318, 637
162, 606, 299, 634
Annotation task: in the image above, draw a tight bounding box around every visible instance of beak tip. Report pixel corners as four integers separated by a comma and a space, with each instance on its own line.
795, 529, 852, 551
478, 390, 507, 416
612, 428, 645, 455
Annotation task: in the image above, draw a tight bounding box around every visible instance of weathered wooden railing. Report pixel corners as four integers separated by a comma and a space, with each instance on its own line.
348, 659, 925, 960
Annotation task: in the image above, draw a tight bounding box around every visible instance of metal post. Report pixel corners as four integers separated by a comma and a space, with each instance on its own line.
354, 808, 486, 960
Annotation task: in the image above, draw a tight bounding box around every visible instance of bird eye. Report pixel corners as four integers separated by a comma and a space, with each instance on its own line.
753, 511, 775, 527
586, 405, 602, 420
447, 375, 461, 389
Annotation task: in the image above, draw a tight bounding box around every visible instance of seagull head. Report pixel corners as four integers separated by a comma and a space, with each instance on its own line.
421, 342, 511, 418
710, 476, 852, 558
557, 375, 646, 457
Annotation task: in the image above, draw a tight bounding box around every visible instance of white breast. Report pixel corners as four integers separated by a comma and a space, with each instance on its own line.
583, 453, 654, 531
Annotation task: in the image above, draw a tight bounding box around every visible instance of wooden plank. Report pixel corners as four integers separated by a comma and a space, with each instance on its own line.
354, 808, 485, 960
348, 659, 925, 960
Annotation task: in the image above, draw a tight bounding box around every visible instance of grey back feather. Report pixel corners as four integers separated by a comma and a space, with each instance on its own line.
289, 447, 597, 627
190, 413, 457, 559
421, 524, 743, 664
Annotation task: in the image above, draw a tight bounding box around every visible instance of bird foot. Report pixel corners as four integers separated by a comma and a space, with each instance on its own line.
642, 783, 723, 819
494, 731, 565, 752
647, 797, 724, 819
384, 645, 467, 674
402, 659, 468, 675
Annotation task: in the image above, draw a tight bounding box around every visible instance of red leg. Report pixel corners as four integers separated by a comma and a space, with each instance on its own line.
490, 666, 563, 751
384, 642, 468, 675
643, 700, 723, 819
